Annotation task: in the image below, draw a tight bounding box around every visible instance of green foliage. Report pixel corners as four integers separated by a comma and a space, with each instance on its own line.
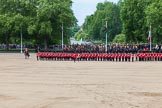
121, 0, 145, 42
1, 0, 162, 47
120, 0, 162, 43
0, 0, 76, 49
70, 25, 80, 37
81, 0, 162, 44
113, 34, 126, 43
28, 0, 76, 48
145, 0, 162, 43
82, 1, 122, 42
74, 29, 87, 41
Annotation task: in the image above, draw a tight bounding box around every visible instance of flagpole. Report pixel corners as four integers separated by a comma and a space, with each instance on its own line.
150, 25, 152, 51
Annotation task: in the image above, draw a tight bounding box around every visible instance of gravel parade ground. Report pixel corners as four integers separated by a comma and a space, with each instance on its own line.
0, 53, 162, 108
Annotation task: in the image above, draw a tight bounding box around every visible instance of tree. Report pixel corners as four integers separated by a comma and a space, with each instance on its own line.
74, 29, 87, 41
0, 0, 36, 50
120, 0, 151, 43
0, 0, 77, 50
28, 0, 76, 49
145, 0, 162, 43
113, 34, 126, 43
82, 1, 122, 42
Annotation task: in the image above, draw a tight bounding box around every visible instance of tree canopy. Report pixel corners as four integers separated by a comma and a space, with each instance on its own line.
121, 0, 162, 43
1, 0, 162, 50
0, 0, 76, 49
75, 0, 162, 44
81, 1, 121, 42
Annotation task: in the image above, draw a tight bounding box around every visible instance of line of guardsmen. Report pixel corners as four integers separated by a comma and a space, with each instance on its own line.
36, 52, 133, 61
37, 52, 162, 62
136, 53, 162, 61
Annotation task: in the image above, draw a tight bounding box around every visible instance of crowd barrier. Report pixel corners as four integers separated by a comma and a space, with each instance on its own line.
36, 52, 162, 62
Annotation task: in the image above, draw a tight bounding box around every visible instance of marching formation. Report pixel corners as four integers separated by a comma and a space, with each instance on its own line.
36, 52, 162, 62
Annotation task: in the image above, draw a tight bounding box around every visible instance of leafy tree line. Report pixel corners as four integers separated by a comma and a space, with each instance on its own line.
121, 0, 162, 43
76, 0, 162, 44
1, 0, 162, 51
76, 1, 121, 43
0, 0, 76, 50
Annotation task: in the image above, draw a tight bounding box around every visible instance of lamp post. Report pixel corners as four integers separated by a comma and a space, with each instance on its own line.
20, 26, 23, 53
61, 22, 64, 50
105, 21, 108, 53
149, 25, 152, 51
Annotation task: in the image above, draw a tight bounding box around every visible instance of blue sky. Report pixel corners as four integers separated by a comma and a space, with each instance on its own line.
72, 0, 119, 26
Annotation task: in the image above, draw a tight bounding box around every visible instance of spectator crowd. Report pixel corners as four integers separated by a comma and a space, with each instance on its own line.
1, 43, 162, 54
62, 43, 162, 53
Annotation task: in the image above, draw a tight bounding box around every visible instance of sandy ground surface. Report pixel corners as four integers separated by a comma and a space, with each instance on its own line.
0, 53, 162, 108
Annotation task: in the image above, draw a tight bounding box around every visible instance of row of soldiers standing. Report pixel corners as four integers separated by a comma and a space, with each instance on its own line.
37, 52, 162, 62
